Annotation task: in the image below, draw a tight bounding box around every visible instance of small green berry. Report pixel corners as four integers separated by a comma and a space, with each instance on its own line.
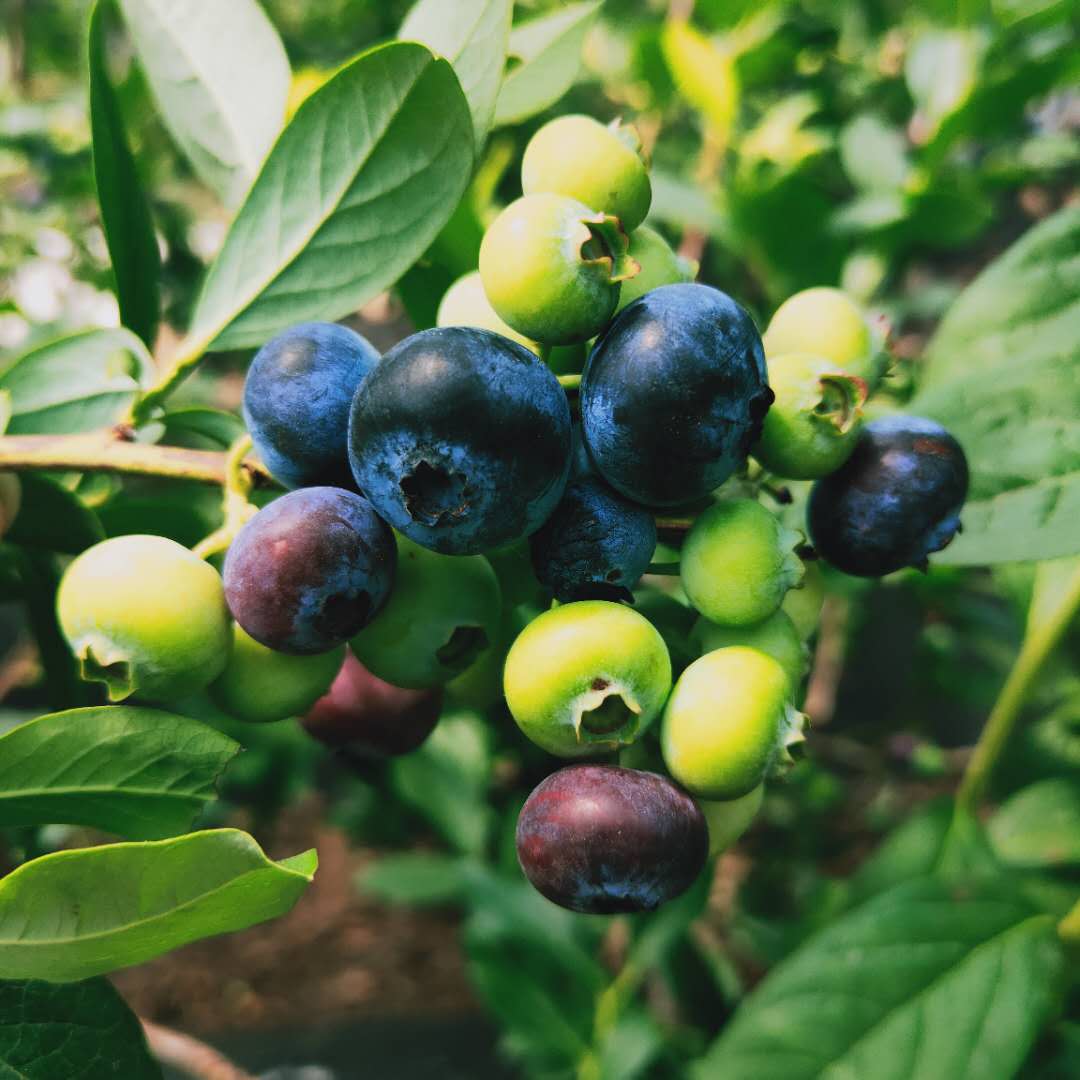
701, 783, 764, 855
210, 624, 343, 723
753, 352, 868, 479
522, 115, 652, 231
690, 609, 807, 694
662, 646, 806, 799
504, 600, 672, 758
680, 499, 804, 626
782, 560, 826, 641
615, 226, 698, 313
437, 271, 538, 352
57, 534, 231, 702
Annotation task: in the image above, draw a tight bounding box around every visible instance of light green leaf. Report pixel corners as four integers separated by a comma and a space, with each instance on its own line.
989, 778, 1080, 868
697, 878, 1064, 1080
839, 114, 911, 192
117, 0, 290, 208
89, 0, 160, 348
399, 0, 511, 151
0, 829, 317, 982
906, 29, 983, 138
158, 407, 245, 450
0, 706, 239, 840
493, 2, 602, 127
0, 329, 153, 435
0, 978, 162, 1079
913, 206, 1080, 564
186, 41, 474, 353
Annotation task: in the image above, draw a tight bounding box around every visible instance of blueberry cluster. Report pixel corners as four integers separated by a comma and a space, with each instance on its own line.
57, 113, 968, 916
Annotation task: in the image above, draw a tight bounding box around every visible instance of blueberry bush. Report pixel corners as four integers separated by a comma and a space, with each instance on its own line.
0, 1, 1077, 1077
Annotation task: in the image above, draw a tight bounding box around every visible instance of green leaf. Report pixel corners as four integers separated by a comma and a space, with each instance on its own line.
697, 878, 1064, 1080
186, 41, 474, 353
117, 0, 290, 208
88, 0, 160, 348
0, 978, 161, 1079
390, 711, 492, 855
913, 206, 1080, 564
906, 29, 983, 138
98, 481, 222, 548
399, 0, 511, 151
989, 778, 1080, 868
7, 474, 105, 554
839, 114, 911, 192
0, 329, 153, 435
360, 852, 466, 905
0, 829, 317, 982
0, 706, 239, 840
158, 407, 245, 450
493, 2, 602, 127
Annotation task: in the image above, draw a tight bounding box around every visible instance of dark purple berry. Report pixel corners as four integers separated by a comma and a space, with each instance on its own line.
223, 487, 395, 655
808, 414, 969, 577
516, 764, 708, 914
301, 652, 441, 758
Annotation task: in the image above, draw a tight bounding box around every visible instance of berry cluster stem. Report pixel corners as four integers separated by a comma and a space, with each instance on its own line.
125, 332, 215, 425
0, 430, 272, 487
192, 434, 259, 560
956, 560, 1080, 813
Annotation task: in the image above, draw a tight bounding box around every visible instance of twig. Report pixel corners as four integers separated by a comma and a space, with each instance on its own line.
140, 1019, 257, 1080
0, 432, 273, 488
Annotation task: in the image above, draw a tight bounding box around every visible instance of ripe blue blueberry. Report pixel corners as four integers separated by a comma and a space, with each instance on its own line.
808, 415, 969, 577
223, 487, 395, 654
529, 475, 657, 602
243, 321, 380, 489
348, 327, 572, 555
581, 283, 772, 507
516, 764, 708, 914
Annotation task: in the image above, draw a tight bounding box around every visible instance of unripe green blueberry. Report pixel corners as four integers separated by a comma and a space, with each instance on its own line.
57, 534, 231, 702
753, 353, 868, 480
350, 533, 501, 690
504, 600, 672, 758
763, 287, 881, 385
522, 115, 652, 231
701, 783, 764, 855
681, 499, 804, 626
0, 474, 21, 538
209, 624, 343, 723
615, 226, 697, 313
662, 646, 806, 799
782, 560, 826, 641
690, 609, 807, 694
479, 194, 637, 345
437, 271, 538, 352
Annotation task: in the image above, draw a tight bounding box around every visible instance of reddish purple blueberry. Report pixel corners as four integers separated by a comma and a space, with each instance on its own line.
516, 764, 708, 914
223, 487, 395, 655
808, 415, 969, 577
301, 651, 442, 758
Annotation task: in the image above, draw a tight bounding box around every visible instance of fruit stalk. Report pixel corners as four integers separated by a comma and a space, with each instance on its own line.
956, 561, 1080, 812
191, 434, 259, 559
0, 430, 273, 486
126, 332, 214, 424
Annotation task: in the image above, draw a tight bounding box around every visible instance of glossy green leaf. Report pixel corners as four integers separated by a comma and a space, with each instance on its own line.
914, 206, 1080, 564
0, 829, 317, 982
0, 329, 153, 435
839, 114, 910, 192
697, 878, 1064, 1080
0, 706, 239, 840
0, 978, 161, 1079
989, 778, 1080, 868
98, 481, 222, 548
360, 852, 467, 905
117, 0, 290, 208
88, 0, 160, 348
7, 474, 105, 554
186, 42, 474, 352
158, 407, 245, 450
399, 0, 511, 150
493, 2, 601, 127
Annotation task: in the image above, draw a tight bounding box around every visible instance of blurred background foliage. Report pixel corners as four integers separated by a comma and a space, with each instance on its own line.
1, 0, 1078, 1077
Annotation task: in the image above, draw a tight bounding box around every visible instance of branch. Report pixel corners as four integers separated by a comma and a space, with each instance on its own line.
0, 432, 273, 487
141, 1019, 257, 1080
